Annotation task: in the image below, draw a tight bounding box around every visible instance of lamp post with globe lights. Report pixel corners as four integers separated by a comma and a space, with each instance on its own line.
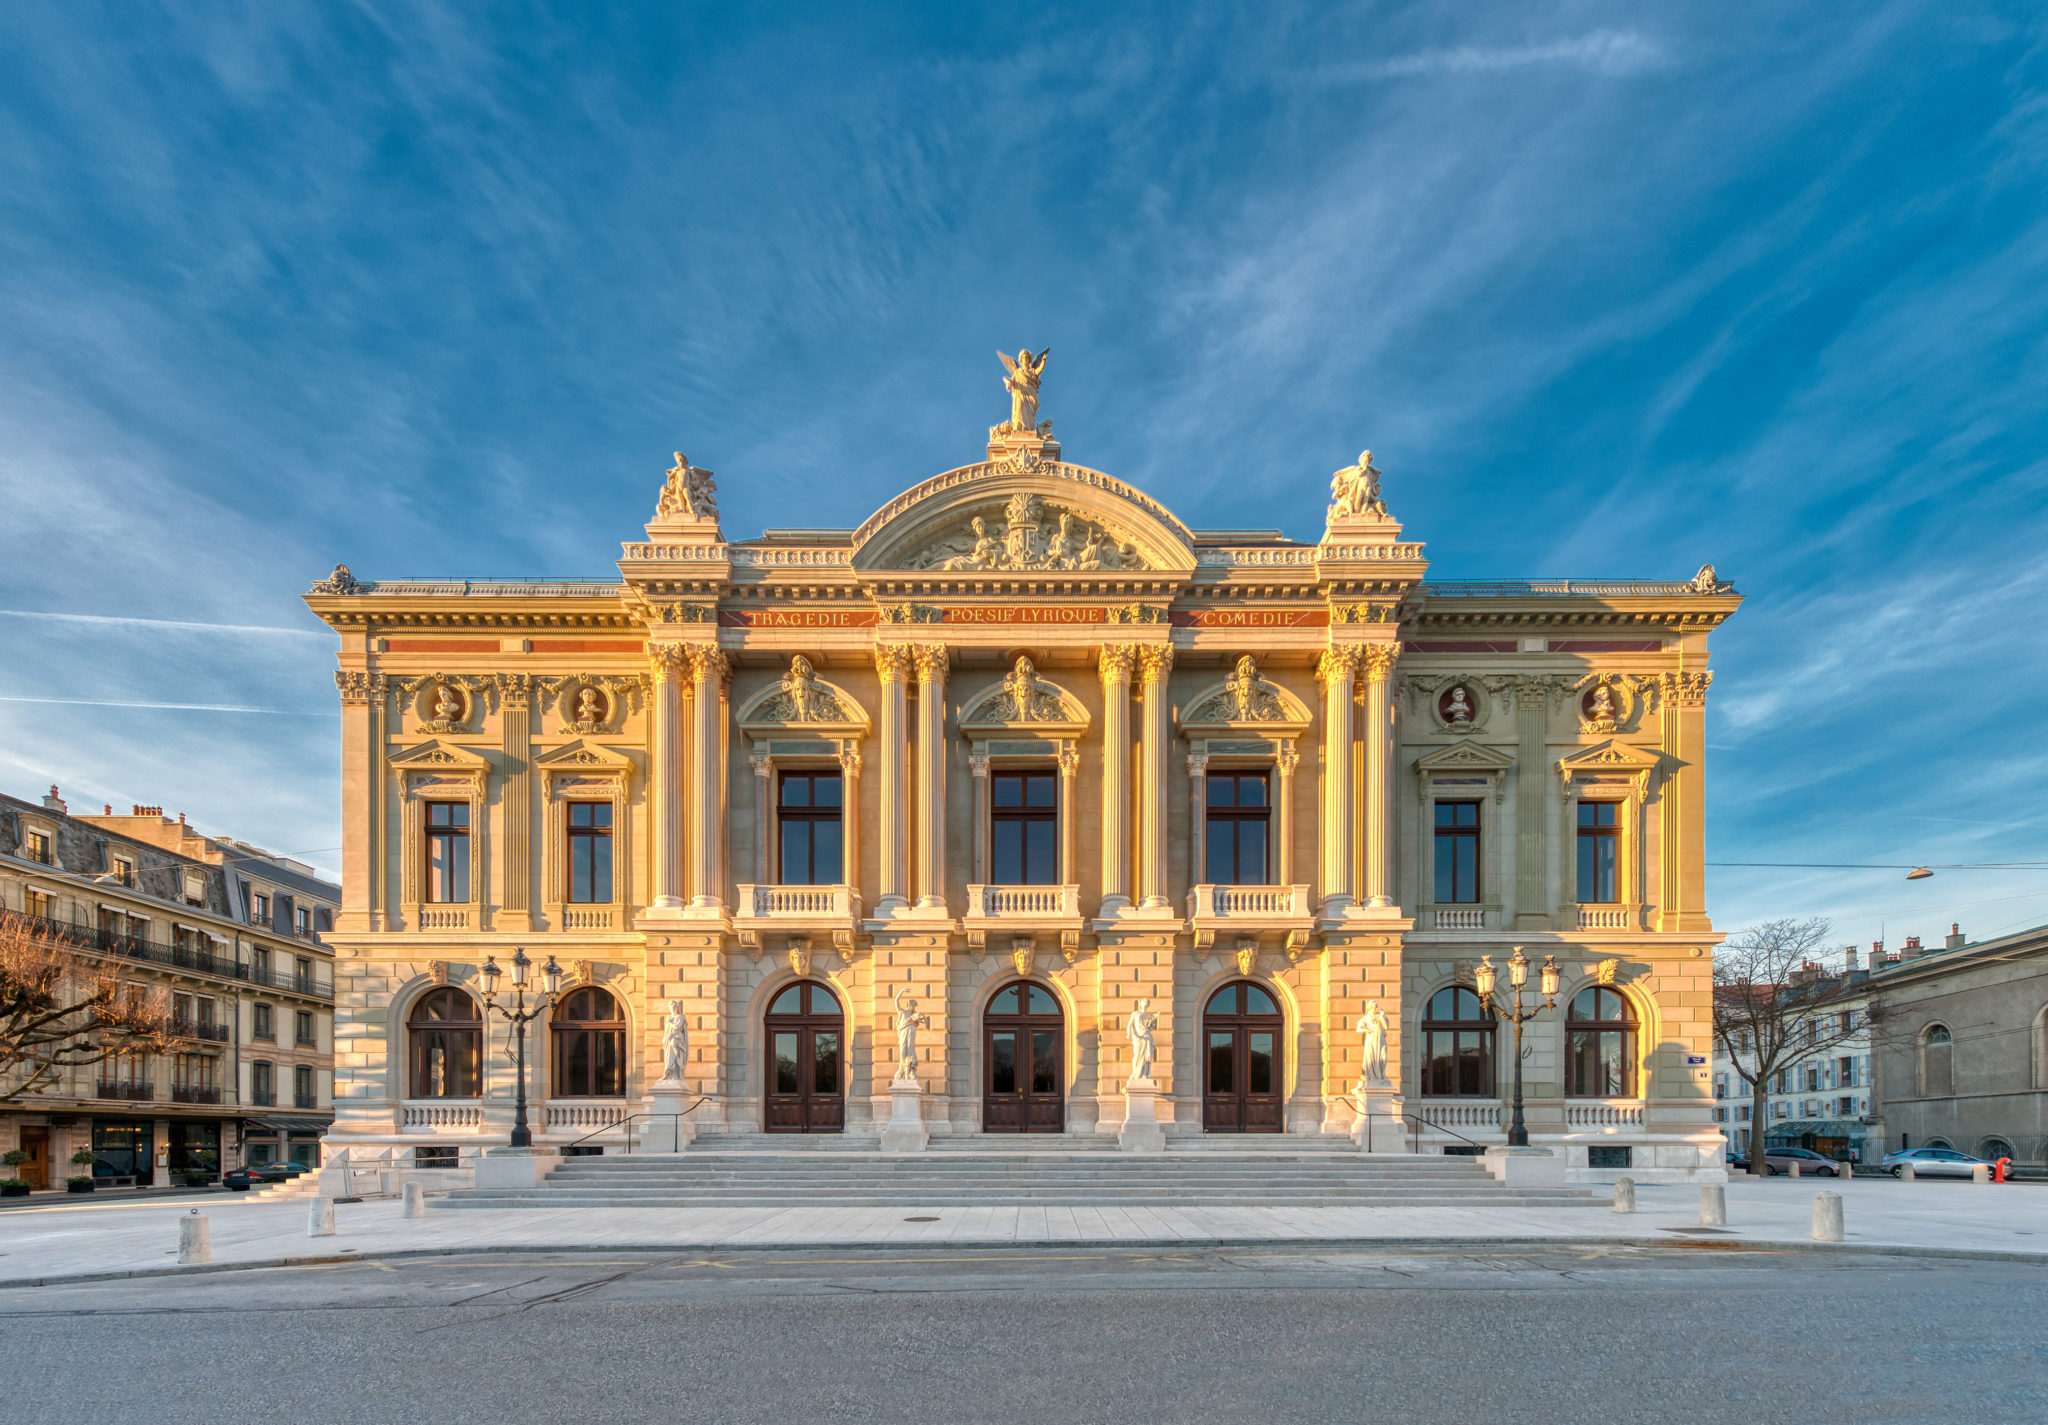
1473, 946, 1560, 1148
479, 948, 563, 1149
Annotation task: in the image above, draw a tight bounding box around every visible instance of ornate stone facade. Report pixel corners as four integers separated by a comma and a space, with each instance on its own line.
306, 370, 1741, 1181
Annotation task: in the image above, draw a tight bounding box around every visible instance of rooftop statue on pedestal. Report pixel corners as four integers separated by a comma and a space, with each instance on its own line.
994, 347, 1052, 438
1327, 449, 1387, 523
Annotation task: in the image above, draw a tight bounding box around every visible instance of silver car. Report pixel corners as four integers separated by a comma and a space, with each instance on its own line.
1879, 1147, 1991, 1178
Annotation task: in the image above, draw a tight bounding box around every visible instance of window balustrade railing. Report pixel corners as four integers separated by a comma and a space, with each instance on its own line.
171, 1019, 233, 1043
402, 1102, 486, 1130
965, 884, 1080, 919
1576, 905, 1637, 931
1429, 907, 1488, 931
1187, 884, 1312, 920
172, 1085, 222, 1104
560, 906, 617, 931
96, 1080, 153, 1100
734, 884, 857, 920
5, 914, 332, 997
1565, 1099, 1646, 1129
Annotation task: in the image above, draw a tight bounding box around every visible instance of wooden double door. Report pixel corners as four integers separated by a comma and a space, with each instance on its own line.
983, 981, 1064, 1133
763, 980, 845, 1133
1203, 981, 1284, 1133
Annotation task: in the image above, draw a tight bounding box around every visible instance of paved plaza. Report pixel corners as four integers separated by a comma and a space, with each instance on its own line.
0, 1175, 2041, 1286
2, 1243, 2044, 1424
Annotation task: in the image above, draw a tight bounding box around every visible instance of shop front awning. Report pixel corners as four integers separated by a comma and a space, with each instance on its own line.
243, 1116, 332, 1135
1765, 1119, 1868, 1139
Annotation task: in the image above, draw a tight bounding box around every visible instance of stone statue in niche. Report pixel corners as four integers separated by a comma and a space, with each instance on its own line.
1356, 1000, 1390, 1087
891, 987, 929, 1083
1127, 999, 1158, 1083
659, 999, 689, 1084
1328, 450, 1387, 522
655, 453, 718, 521
571, 686, 607, 734
1442, 685, 1475, 726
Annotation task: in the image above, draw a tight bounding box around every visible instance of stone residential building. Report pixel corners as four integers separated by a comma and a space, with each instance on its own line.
1868, 920, 2048, 1170
0, 787, 338, 1187
304, 358, 1741, 1182
1712, 946, 1877, 1164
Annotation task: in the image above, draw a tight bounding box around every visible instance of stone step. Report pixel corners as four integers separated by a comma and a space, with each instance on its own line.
441, 1191, 1599, 1209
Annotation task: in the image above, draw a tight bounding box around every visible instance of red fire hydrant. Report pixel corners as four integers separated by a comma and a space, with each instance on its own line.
1995, 1157, 2012, 1183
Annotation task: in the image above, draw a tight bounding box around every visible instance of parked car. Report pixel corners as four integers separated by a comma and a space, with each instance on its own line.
1728, 1146, 1841, 1176
223, 1162, 305, 1191
1879, 1147, 1992, 1178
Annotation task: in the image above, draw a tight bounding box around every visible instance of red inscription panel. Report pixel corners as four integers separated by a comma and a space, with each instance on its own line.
382, 639, 500, 653
1172, 608, 1329, 629
720, 609, 880, 628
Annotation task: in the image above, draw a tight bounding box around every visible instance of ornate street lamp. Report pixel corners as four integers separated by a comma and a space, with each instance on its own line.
1473, 946, 1560, 1148
478, 948, 563, 1149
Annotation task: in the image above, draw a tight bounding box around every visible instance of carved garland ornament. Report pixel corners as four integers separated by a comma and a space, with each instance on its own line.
1186, 656, 1288, 723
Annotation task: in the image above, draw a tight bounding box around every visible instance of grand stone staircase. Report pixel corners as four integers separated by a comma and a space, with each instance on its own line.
440, 1136, 1603, 1210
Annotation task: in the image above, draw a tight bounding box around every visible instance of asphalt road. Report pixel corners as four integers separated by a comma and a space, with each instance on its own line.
0, 1244, 2040, 1424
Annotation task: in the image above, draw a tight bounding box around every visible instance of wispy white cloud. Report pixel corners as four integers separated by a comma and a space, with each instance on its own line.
0, 610, 327, 638
1327, 29, 1668, 82
0, 696, 334, 715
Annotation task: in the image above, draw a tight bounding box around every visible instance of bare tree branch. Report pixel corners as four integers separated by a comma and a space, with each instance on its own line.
0, 911, 180, 1103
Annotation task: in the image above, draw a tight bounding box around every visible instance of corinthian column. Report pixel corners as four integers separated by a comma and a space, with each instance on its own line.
1097, 645, 1137, 913
648, 646, 690, 910
911, 644, 950, 910
1137, 644, 1174, 909
1316, 645, 1363, 916
685, 645, 729, 912
873, 644, 914, 914
1361, 643, 1398, 908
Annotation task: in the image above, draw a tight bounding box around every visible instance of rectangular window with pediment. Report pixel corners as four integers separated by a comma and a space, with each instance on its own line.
991, 771, 1057, 884
1433, 802, 1480, 903
777, 771, 842, 885
1205, 772, 1269, 884
567, 802, 614, 903
425, 802, 471, 903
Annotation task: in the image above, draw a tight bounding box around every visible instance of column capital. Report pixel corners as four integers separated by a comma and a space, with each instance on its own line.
749, 752, 772, 777
1276, 742, 1300, 775
334, 670, 387, 706
649, 644, 692, 685
1057, 743, 1080, 775
874, 643, 915, 684
1659, 669, 1713, 707
838, 747, 863, 776
969, 750, 991, 778
683, 644, 730, 686
1186, 752, 1209, 776
1098, 643, 1139, 687
911, 643, 951, 684
1360, 644, 1398, 683
1316, 645, 1364, 689
1136, 645, 1174, 685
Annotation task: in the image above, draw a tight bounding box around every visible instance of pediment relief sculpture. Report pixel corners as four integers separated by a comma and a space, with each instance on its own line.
964, 656, 1074, 725
909, 491, 1145, 572
1187, 657, 1287, 723
750, 656, 860, 726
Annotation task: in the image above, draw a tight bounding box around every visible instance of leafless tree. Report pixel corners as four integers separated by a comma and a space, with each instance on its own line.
1712, 917, 1874, 1177
0, 911, 179, 1102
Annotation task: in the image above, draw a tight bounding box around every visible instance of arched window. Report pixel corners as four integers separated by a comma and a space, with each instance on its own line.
409, 987, 482, 1098
1566, 987, 1637, 1098
1980, 1137, 2015, 1163
552, 988, 625, 1097
1419, 987, 1495, 1097
1920, 1023, 1953, 1097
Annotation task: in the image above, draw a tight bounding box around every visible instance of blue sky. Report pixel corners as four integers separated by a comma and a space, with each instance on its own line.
2, 3, 2043, 948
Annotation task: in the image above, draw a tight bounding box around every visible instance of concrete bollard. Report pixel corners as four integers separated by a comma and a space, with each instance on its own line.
1900, 1162, 1915, 1182
1612, 1176, 1635, 1214
1838, 1161, 1853, 1180
1700, 1183, 1727, 1226
308, 1198, 335, 1238
178, 1213, 211, 1264
1972, 1164, 1991, 1184
401, 1181, 425, 1219
1789, 1161, 1801, 1179
1813, 1192, 1844, 1242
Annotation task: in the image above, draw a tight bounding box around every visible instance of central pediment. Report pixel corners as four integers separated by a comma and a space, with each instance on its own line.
851, 451, 1196, 578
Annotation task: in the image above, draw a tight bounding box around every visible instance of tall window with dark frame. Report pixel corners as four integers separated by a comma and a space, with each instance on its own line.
1566, 987, 1637, 1097
250, 1060, 275, 1107
552, 987, 626, 1097
1576, 801, 1619, 903
407, 988, 482, 1098
991, 770, 1058, 885
424, 802, 471, 903
566, 802, 614, 903
1433, 802, 1480, 903
1206, 772, 1270, 884
1418, 987, 1496, 1096
777, 771, 843, 885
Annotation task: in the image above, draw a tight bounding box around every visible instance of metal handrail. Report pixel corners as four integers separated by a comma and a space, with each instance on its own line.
1407, 1111, 1486, 1154
560, 1100, 715, 1155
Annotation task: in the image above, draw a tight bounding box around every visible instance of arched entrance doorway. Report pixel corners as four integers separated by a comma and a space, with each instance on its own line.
983, 981, 1064, 1133
763, 980, 844, 1133
1203, 981, 1283, 1133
